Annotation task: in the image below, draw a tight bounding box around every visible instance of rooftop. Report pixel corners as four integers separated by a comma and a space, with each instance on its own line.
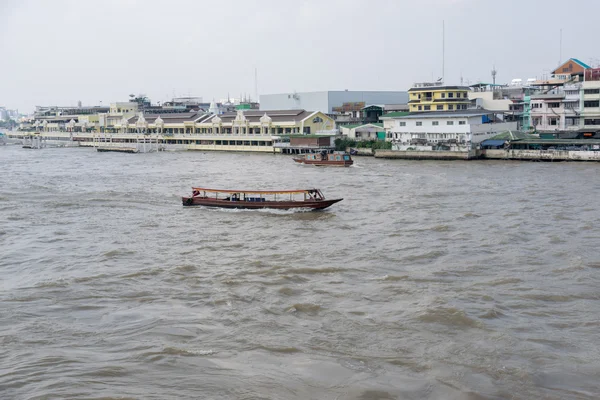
408, 86, 471, 92
387, 110, 501, 119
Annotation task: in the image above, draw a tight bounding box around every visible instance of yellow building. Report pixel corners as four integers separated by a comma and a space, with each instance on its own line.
408, 84, 471, 112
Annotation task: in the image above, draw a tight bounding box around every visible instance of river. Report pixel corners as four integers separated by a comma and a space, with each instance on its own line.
1, 145, 599, 399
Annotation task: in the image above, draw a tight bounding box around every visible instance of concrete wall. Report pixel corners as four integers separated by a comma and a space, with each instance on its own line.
260, 91, 408, 113
484, 149, 600, 161
260, 92, 330, 112
376, 150, 478, 160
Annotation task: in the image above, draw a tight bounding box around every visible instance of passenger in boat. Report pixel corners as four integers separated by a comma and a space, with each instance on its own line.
232, 193, 239, 201
192, 190, 200, 197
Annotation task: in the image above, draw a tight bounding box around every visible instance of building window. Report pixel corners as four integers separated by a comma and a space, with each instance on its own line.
418, 105, 422, 111
448, 105, 454, 110
436, 105, 443, 110
448, 93, 454, 98
463, 93, 468, 98
584, 89, 600, 94
549, 118, 558, 126
399, 122, 406, 126
584, 101, 600, 108
416, 122, 423, 126
447, 121, 454, 125
432, 121, 439, 126
441, 93, 446, 98
459, 121, 466, 125
548, 102, 560, 108
424, 105, 431, 111
584, 119, 600, 125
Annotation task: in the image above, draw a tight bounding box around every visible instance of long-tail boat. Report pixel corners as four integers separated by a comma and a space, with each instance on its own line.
293, 151, 353, 167
182, 187, 342, 210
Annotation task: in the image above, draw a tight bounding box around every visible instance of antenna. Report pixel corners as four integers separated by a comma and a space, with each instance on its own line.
491, 65, 497, 85
559, 28, 562, 64
254, 67, 258, 104
442, 20, 445, 84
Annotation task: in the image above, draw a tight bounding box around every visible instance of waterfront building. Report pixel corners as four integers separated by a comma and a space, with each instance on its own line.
259, 91, 408, 114
530, 83, 582, 132
385, 110, 517, 151
551, 58, 590, 81
468, 84, 512, 111
581, 76, 600, 130
340, 123, 385, 141
408, 83, 471, 112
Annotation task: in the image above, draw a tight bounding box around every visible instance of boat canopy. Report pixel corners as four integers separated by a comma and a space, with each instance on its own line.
192, 187, 318, 195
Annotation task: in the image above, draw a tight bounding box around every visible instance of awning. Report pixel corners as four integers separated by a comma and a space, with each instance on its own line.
480, 139, 506, 147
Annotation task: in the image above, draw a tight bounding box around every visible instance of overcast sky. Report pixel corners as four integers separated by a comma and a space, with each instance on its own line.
1, 0, 599, 113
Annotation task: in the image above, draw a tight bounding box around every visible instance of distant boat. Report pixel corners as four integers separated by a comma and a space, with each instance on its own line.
293, 151, 353, 167
182, 187, 342, 210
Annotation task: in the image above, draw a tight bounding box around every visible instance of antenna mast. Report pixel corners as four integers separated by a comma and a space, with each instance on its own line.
491, 65, 497, 85
254, 68, 258, 104
442, 20, 445, 84
559, 28, 562, 64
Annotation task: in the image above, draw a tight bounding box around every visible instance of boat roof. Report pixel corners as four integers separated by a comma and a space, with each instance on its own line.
192, 187, 319, 194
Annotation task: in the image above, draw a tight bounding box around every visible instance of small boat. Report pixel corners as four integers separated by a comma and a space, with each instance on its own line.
293, 151, 353, 167
182, 187, 342, 210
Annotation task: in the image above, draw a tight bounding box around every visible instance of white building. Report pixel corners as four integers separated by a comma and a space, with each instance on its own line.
385, 110, 517, 151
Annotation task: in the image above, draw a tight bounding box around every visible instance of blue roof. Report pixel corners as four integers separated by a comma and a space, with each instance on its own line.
572, 58, 591, 69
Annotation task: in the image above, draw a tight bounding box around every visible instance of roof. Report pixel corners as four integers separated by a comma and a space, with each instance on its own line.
488, 130, 536, 140
408, 86, 471, 92
387, 110, 498, 119
129, 112, 210, 125
552, 58, 591, 74
511, 139, 600, 145
361, 104, 384, 110
192, 187, 315, 195
343, 123, 384, 129
211, 109, 317, 124
380, 111, 410, 119
480, 140, 507, 147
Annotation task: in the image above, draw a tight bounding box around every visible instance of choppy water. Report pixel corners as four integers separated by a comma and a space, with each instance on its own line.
1, 145, 600, 399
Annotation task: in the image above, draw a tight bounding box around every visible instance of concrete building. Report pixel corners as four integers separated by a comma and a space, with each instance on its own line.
408, 83, 471, 112
259, 91, 408, 114
385, 110, 517, 151
340, 123, 385, 141
530, 83, 582, 132
582, 78, 600, 130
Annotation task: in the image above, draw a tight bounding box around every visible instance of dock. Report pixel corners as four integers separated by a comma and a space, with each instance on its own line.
96, 147, 139, 153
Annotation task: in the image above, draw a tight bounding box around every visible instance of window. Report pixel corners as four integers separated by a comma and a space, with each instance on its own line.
448, 105, 454, 110
432, 121, 439, 126
549, 118, 558, 126
418, 105, 422, 111
441, 93, 446, 98
416, 122, 423, 126
548, 102, 560, 108
584, 89, 600, 94
458, 121, 466, 125
447, 121, 454, 125
424, 105, 431, 111
564, 102, 576, 109
584, 119, 600, 125
399, 122, 406, 126
437, 105, 443, 110
448, 93, 454, 98
463, 93, 468, 98
584, 101, 600, 108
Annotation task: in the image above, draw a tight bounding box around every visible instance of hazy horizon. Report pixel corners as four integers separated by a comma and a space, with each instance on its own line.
1, 0, 599, 113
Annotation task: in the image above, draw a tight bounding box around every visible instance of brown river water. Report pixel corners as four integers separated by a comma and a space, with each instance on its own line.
1, 145, 599, 399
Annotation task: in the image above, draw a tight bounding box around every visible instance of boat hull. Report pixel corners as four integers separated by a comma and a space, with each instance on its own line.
293, 158, 353, 167
182, 197, 342, 210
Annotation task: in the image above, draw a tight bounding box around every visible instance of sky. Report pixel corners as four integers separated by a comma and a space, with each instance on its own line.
1, 0, 599, 113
